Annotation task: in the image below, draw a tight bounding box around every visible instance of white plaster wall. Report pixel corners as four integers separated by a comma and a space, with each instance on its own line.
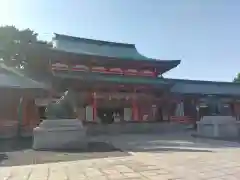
124, 108, 132, 121
175, 102, 184, 116
85, 106, 93, 121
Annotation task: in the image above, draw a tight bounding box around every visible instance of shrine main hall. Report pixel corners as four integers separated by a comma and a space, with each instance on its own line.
34, 34, 240, 124
1, 33, 240, 137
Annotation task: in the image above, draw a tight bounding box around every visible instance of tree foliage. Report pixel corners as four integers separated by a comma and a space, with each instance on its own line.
233, 73, 240, 83
0, 25, 51, 69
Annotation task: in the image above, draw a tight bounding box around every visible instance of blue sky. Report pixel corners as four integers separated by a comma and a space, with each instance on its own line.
0, 0, 239, 81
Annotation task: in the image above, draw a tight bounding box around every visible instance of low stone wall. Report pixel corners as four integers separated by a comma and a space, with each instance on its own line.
0, 121, 192, 138
85, 122, 190, 136
197, 116, 239, 138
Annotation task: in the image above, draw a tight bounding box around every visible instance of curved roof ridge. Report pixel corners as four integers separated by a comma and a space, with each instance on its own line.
133, 47, 155, 61
52, 33, 181, 73
54, 33, 135, 48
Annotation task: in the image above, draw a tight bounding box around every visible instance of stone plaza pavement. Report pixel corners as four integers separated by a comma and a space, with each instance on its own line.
1, 133, 240, 180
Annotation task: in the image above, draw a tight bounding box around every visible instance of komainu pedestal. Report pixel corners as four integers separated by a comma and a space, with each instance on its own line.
32, 90, 88, 150
32, 119, 87, 150
197, 116, 239, 138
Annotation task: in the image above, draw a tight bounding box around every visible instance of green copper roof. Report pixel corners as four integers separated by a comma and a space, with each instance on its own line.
52, 34, 181, 73
53, 71, 170, 87
0, 64, 49, 89
167, 78, 240, 96
53, 33, 152, 60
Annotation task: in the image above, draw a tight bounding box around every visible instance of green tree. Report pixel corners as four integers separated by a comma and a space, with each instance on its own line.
233, 73, 240, 83
0, 25, 51, 69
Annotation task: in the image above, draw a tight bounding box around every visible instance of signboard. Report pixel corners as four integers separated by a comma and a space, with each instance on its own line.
72, 64, 89, 72
95, 92, 132, 100
139, 70, 155, 77
108, 68, 123, 75
91, 66, 106, 73
51, 63, 68, 70
124, 69, 138, 76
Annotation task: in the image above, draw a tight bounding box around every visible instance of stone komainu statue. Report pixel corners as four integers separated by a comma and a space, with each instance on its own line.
33, 89, 88, 150
45, 90, 80, 119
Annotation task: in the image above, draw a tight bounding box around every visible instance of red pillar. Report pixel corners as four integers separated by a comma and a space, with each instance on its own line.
132, 92, 139, 121
92, 92, 97, 121
154, 68, 157, 77
234, 102, 240, 120
21, 97, 28, 126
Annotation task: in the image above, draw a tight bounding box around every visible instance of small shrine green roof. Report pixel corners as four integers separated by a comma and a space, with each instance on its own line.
0, 64, 49, 90
167, 78, 240, 96
52, 71, 240, 96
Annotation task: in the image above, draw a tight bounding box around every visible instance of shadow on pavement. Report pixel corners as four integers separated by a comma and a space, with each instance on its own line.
0, 137, 129, 167
0, 137, 32, 152
127, 146, 213, 153
105, 133, 240, 153
117, 142, 215, 153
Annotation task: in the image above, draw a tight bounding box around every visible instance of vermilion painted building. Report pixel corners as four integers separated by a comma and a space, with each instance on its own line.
0, 64, 47, 138
25, 33, 240, 125
2, 33, 240, 137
